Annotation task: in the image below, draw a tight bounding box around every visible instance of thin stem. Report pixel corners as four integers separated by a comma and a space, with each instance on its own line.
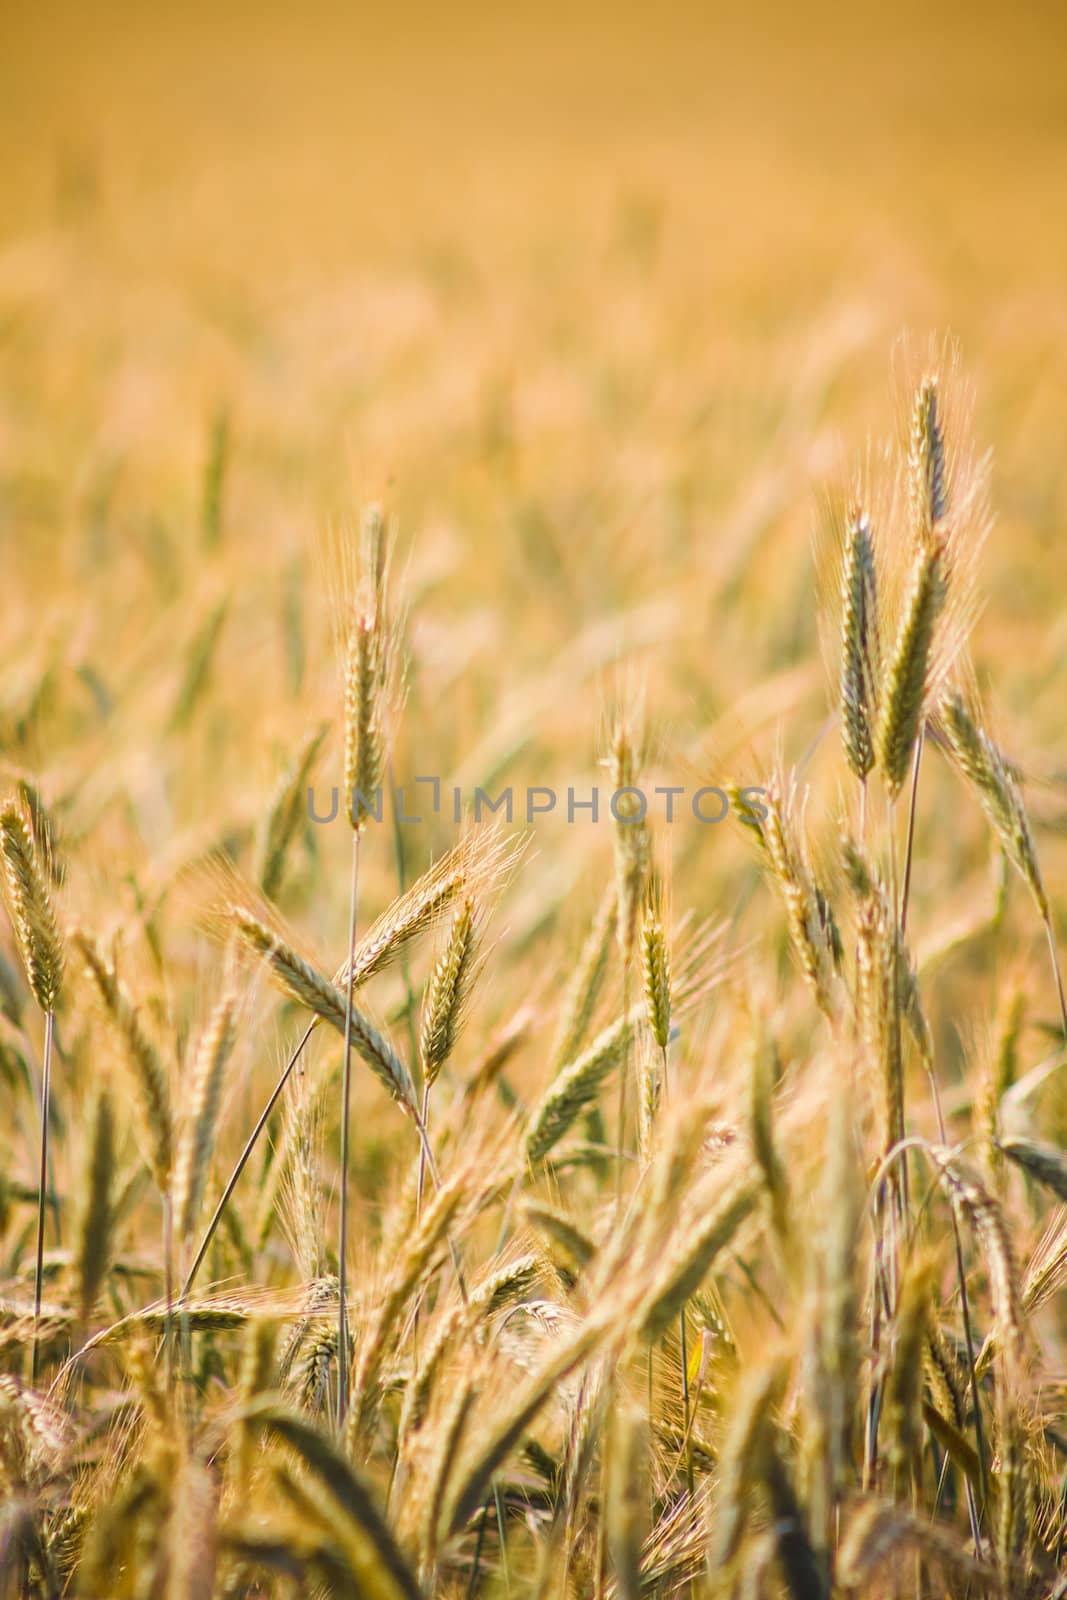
181, 1020, 316, 1300
922, 1065, 985, 1555
1044, 911, 1067, 1044
31, 1009, 54, 1386
900, 726, 925, 934
412, 1081, 432, 1372
859, 776, 867, 847
413, 1105, 469, 1307
465, 1494, 491, 1600
337, 826, 362, 1426
163, 1189, 174, 1394
494, 1482, 511, 1595
615, 957, 631, 1219
679, 1305, 694, 1501
389, 761, 421, 1069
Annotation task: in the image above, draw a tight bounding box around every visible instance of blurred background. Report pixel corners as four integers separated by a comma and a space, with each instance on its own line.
2, 0, 1067, 1021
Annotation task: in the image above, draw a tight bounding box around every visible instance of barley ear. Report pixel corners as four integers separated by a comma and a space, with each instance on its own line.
839, 511, 881, 781
344, 610, 384, 829
910, 375, 947, 540
610, 717, 650, 963
0, 800, 63, 1014
876, 539, 945, 797
940, 692, 1047, 918
74, 931, 173, 1189
174, 993, 238, 1240
420, 896, 478, 1089
642, 878, 671, 1056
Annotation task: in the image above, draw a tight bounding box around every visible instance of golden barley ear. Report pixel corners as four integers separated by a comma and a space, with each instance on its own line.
525, 1012, 634, 1164
343, 607, 385, 829
174, 992, 238, 1240
0, 799, 63, 1015
939, 691, 1047, 917
642, 875, 671, 1056
420, 895, 479, 1088
760, 776, 835, 1016
73, 930, 173, 1190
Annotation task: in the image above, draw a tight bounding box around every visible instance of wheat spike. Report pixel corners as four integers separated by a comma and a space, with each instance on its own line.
174, 993, 238, 1239
0, 801, 63, 1014
525, 1012, 635, 1163
610, 715, 650, 963
420, 895, 478, 1087
940, 691, 1047, 916
876, 537, 945, 797
344, 608, 384, 830
229, 906, 415, 1112
74, 931, 173, 1188
642, 879, 671, 1055
761, 776, 834, 1015
910, 375, 948, 539
839, 510, 881, 781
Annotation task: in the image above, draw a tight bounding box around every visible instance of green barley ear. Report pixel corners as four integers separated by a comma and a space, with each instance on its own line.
642, 877, 671, 1055
420, 895, 478, 1089
174, 993, 238, 1239
0, 800, 63, 1014
344, 607, 384, 830
910, 375, 947, 540
74, 931, 172, 1189
610, 714, 651, 963
839, 510, 881, 781
940, 691, 1047, 917
876, 537, 945, 797
75, 1088, 116, 1329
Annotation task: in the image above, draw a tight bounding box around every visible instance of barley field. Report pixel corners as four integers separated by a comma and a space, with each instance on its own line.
3, 3, 1067, 1596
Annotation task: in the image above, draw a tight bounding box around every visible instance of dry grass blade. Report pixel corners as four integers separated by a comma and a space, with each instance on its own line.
74, 1088, 115, 1329
999, 1136, 1067, 1202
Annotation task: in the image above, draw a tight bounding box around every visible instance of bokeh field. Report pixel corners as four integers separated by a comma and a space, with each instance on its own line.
2, 3, 1067, 1595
